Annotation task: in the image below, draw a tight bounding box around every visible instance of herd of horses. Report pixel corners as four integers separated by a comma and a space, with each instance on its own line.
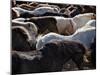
11, 0, 96, 74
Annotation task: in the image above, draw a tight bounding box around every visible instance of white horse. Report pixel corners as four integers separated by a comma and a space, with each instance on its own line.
52, 13, 95, 35
36, 22, 96, 50
12, 7, 59, 17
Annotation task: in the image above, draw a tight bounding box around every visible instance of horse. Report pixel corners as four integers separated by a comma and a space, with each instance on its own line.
81, 20, 96, 29
63, 5, 80, 17
12, 7, 35, 18
32, 6, 59, 16
49, 13, 96, 35
81, 6, 96, 14
12, 21, 38, 51
53, 16, 76, 35
29, 2, 39, 7
36, 24, 96, 50
36, 3, 60, 11
59, 5, 83, 17
12, 40, 87, 74
60, 8, 70, 16
26, 13, 95, 35
12, 6, 59, 18
25, 16, 58, 34
18, 4, 36, 11
11, 0, 16, 7
12, 20, 38, 35
72, 13, 96, 29
12, 8, 20, 19
68, 7, 81, 17
46, 13, 95, 35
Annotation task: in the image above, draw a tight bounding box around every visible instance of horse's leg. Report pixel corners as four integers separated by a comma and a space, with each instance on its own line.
72, 53, 84, 70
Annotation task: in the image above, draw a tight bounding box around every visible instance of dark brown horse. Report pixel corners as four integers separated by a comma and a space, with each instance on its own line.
12, 40, 86, 74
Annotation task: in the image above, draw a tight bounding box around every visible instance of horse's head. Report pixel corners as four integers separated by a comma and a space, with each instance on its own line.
80, 13, 96, 20
12, 21, 38, 50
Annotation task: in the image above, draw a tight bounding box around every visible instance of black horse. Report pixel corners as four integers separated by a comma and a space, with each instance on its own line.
12, 40, 86, 74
